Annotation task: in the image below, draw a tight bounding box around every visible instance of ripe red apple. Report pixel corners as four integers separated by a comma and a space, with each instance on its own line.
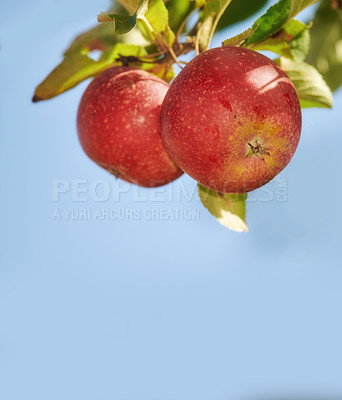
77, 67, 183, 187
160, 46, 302, 193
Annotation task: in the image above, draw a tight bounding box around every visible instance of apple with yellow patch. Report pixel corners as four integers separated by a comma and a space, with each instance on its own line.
160, 46, 302, 193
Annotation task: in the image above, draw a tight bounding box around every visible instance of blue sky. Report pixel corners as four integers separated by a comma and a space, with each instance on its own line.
1, 1, 342, 399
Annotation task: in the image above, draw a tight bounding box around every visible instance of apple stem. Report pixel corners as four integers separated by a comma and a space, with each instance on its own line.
168, 47, 184, 69
107, 168, 121, 178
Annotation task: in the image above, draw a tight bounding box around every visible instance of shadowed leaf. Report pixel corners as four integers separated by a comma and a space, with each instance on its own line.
217, 0, 268, 31
278, 57, 333, 108
307, 0, 342, 91
196, 0, 233, 52
166, 0, 194, 32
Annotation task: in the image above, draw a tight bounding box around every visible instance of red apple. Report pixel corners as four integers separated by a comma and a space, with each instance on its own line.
160, 46, 302, 193
77, 66, 183, 187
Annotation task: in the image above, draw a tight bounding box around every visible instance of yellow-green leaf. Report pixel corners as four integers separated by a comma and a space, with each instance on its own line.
198, 184, 248, 232
138, 0, 175, 50
33, 54, 107, 102
278, 57, 333, 108
33, 43, 146, 102
196, 0, 233, 52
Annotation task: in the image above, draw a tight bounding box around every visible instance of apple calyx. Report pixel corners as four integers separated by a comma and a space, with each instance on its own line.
246, 140, 270, 161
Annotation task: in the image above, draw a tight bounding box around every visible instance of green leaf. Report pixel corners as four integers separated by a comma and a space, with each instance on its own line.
196, 0, 233, 52
251, 19, 310, 62
246, 0, 318, 46
246, 0, 291, 45
306, 0, 342, 92
278, 58, 333, 108
33, 43, 146, 102
198, 185, 248, 232
97, 12, 137, 35
217, 0, 269, 31
138, 0, 175, 49
223, 27, 257, 47
222, 28, 255, 47
165, 0, 194, 32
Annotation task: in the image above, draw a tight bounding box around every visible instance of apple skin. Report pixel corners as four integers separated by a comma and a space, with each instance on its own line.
77, 66, 183, 187
160, 46, 302, 193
